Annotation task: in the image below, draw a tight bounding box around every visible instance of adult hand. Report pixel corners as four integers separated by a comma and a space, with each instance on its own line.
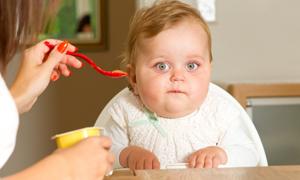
187, 146, 227, 168
55, 136, 114, 180
10, 39, 82, 113
120, 146, 160, 170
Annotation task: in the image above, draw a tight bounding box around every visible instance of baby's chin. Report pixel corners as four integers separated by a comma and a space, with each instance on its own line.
142, 97, 203, 118
155, 106, 197, 119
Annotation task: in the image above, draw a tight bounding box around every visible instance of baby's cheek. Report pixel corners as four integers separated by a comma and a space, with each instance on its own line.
140, 90, 161, 107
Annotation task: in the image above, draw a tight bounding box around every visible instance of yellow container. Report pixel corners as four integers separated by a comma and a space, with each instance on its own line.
52, 127, 103, 149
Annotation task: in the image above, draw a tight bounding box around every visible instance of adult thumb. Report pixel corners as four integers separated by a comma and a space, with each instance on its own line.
43, 41, 69, 70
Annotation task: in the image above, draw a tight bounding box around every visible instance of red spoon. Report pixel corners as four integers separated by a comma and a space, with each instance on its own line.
44, 41, 127, 78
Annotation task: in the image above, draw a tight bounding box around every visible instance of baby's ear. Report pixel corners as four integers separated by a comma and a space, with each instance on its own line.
126, 64, 138, 95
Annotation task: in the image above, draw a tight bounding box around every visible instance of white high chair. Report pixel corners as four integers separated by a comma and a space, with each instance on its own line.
95, 88, 129, 128
209, 83, 268, 166
94, 84, 268, 167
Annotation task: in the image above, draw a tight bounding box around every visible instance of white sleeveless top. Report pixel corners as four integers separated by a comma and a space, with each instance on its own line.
96, 83, 267, 168
0, 74, 19, 169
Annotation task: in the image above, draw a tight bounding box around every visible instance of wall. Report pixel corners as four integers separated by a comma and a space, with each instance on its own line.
210, 0, 300, 85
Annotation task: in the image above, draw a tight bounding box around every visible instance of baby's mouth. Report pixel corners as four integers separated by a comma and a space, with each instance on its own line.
167, 89, 185, 94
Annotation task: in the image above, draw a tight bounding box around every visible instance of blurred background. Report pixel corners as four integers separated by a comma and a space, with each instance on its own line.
1, 0, 300, 175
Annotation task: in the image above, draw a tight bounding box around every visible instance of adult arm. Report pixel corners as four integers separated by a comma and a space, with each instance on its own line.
3, 137, 114, 180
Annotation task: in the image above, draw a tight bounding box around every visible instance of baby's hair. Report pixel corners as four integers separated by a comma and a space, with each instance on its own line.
121, 0, 212, 72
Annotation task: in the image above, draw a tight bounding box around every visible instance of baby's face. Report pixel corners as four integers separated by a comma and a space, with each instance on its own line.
131, 19, 211, 118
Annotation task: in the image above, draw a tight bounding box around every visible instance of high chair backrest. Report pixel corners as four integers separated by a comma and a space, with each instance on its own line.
94, 84, 268, 166
210, 83, 268, 166
94, 88, 129, 129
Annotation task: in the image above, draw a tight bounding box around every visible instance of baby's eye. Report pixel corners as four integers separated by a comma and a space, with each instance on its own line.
186, 62, 199, 71
155, 63, 170, 72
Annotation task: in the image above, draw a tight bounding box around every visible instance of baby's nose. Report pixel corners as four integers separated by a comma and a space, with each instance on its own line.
170, 69, 185, 82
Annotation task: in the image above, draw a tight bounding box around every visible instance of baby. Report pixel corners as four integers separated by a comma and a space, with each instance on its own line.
95, 0, 267, 170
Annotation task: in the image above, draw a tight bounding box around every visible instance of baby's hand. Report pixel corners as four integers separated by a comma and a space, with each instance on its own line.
187, 146, 227, 168
120, 146, 160, 170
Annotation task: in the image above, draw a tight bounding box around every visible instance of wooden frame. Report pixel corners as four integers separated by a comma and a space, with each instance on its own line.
227, 83, 300, 108
76, 0, 107, 50
41, 0, 107, 51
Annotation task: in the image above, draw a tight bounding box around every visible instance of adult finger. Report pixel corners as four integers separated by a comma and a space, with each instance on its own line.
98, 136, 112, 149
50, 70, 60, 81
107, 152, 115, 165
58, 63, 71, 77
44, 41, 69, 70
65, 56, 82, 68
42, 39, 77, 53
